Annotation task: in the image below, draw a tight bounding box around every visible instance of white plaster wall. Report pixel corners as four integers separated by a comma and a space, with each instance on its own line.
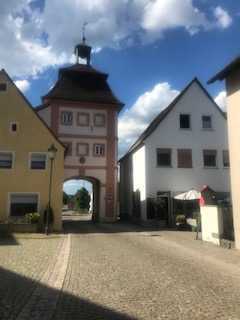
38, 107, 51, 126
201, 205, 223, 246
144, 81, 230, 197
132, 146, 147, 219
58, 107, 107, 136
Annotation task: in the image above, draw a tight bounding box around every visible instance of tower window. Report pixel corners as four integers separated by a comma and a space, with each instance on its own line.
180, 114, 191, 129
0, 83, 7, 92
77, 113, 89, 127
77, 143, 89, 156
94, 114, 106, 127
61, 111, 73, 126
94, 144, 105, 157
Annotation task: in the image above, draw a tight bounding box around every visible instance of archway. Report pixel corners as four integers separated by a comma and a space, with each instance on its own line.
63, 176, 100, 224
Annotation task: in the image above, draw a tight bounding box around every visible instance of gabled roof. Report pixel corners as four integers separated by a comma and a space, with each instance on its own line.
42, 63, 124, 111
208, 56, 240, 84
1, 69, 65, 150
119, 78, 226, 162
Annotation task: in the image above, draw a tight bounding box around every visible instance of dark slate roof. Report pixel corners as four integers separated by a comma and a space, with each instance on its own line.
42, 63, 124, 110
208, 56, 240, 84
119, 78, 226, 162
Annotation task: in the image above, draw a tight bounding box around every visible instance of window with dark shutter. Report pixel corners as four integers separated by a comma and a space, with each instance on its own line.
156, 149, 171, 167
223, 150, 230, 168
177, 149, 192, 168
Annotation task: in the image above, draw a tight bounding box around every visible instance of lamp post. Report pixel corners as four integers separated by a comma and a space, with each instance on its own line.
45, 144, 58, 235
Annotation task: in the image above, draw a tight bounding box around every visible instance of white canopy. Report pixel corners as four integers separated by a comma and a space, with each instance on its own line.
174, 189, 201, 201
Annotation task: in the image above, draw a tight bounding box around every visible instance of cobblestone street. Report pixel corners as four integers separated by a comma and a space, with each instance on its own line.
1, 216, 240, 319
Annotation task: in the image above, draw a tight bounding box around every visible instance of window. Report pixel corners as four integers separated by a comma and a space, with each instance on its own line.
180, 114, 191, 129
202, 115, 212, 130
94, 144, 105, 157
10, 194, 38, 217
156, 149, 171, 167
0, 152, 13, 169
30, 153, 47, 170
77, 143, 89, 156
0, 83, 7, 92
10, 122, 18, 133
61, 111, 73, 126
203, 150, 217, 168
94, 114, 106, 127
177, 149, 192, 168
77, 113, 89, 127
223, 150, 230, 168
63, 142, 72, 156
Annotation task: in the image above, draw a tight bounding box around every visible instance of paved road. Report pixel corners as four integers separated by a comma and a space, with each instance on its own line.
1, 217, 240, 319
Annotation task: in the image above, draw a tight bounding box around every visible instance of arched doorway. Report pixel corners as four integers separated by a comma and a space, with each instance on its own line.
63, 176, 100, 224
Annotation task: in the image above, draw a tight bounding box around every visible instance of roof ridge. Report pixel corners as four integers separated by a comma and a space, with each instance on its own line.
119, 78, 225, 162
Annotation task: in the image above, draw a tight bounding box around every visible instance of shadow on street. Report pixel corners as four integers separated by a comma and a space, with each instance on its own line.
0, 266, 137, 320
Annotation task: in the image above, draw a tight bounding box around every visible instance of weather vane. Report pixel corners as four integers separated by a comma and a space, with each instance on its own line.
82, 22, 88, 43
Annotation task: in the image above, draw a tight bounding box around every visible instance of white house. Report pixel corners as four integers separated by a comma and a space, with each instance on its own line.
119, 78, 230, 225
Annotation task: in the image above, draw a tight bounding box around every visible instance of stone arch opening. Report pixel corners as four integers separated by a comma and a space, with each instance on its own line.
63, 176, 100, 223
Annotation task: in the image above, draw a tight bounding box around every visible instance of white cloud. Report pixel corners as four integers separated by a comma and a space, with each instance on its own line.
142, 0, 209, 38
118, 82, 179, 157
0, 1, 234, 78
214, 6, 232, 29
14, 79, 30, 92
215, 90, 227, 111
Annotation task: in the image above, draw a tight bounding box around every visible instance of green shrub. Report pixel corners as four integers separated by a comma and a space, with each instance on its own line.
25, 212, 40, 224
175, 214, 186, 225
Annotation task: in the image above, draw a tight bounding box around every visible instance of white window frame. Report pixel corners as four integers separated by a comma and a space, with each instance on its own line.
8, 192, 40, 218
202, 114, 213, 130
29, 152, 48, 170
203, 150, 218, 169
0, 151, 15, 170
93, 144, 105, 157
61, 111, 73, 126
9, 121, 19, 134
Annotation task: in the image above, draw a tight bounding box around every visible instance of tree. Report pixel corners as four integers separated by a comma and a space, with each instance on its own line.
63, 191, 69, 205
75, 187, 91, 211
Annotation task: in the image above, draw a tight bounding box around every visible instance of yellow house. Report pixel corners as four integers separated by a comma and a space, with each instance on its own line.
209, 57, 240, 249
0, 69, 65, 231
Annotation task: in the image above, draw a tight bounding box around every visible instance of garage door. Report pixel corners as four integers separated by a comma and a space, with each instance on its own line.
10, 194, 39, 217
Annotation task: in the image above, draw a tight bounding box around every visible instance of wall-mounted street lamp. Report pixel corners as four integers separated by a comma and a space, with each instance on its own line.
45, 144, 58, 235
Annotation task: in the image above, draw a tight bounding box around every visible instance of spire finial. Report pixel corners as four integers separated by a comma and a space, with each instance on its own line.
82, 22, 88, 44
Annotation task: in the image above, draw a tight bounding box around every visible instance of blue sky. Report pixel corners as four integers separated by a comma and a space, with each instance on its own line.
1, 0, 239, 193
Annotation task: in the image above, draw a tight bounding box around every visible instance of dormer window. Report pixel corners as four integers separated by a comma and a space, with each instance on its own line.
0, 83, 7, 92
180, 114, 191, 129
10, 122, 18, 133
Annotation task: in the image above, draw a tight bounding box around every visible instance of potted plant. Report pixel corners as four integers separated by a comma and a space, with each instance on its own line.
175, 214, 187, 230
